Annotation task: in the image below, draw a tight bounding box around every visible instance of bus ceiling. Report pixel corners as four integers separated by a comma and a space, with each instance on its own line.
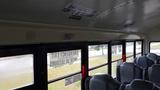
0, 0, 159, 40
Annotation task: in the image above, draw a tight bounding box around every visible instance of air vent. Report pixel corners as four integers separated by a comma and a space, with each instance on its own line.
124, 20, 135, 27
63, 0, 96, 20
69, 15, 82, 20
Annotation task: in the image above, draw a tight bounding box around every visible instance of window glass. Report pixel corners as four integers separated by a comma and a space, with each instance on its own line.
48, 74, 81, 90
88, 44, 108, 69
0, 54, 33, 90
126, 42, 134, 62
136, 41, 142, 57
112, 45, 122, 61
150, 42, 160, 55
89, 65, 108, 76
112, 45, 122, 78
126, 42, 134, 57
47, 50, 81, 81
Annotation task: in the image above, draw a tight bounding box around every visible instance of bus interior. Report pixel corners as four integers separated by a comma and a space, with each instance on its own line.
0, 0, 160, 90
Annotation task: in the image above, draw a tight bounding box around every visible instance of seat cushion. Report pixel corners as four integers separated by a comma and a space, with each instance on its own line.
148, 64, 160, 87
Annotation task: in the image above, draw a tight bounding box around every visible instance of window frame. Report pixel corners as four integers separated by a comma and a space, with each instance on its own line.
0, 40, 144, 90
88, 42, 109, 76
126, 40, 143, 59
0, 45, 34, 90
44, 42, 85, 90
110, 43, 123, 77
47, 49, 82, 88
126, 41, 134, 56
149, 41, 160, 53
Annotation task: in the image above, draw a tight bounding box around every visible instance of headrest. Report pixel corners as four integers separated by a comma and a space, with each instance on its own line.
134, 56, 154, 69
89, 74, 120, 90
89, 74, 111, 90
126, 79, 154, 90
146, 53, 158, 62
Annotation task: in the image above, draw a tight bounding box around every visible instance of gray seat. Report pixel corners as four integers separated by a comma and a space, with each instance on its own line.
89, 74, 120, 90
125, 79, 159, 90
134, 56, 154, 69
119, 63, 143, 84
147, 53, 159, 64
134, 56, 155, 80
119, 83, 126, 90
158, 56, 160, 64
85, 76, 92, 90
154, 85, 160, 90
148, 64, 160, 87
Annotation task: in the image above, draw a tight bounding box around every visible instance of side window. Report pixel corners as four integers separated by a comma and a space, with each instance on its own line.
136, 41, 142, 57
111, 45, 122, 78
88, 44, 108, 76
0, 54, 34, 90
150, 42, 160, 55
47, 50, 81, 90
126, 42, 134, 62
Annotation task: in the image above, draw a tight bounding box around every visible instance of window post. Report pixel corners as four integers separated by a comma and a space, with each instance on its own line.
34, 46, 48, 90
122, 41, 126, 62
81, 44, 88, 90
134, 41, 136, 58
108, 42, 112, 75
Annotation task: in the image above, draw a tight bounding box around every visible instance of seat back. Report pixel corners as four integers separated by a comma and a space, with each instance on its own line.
134, 56, 154, 69
119, 63, 142, 84
157, 56, 160, 64
89, 74, 120, 90
148, 64, 160, 87
154, 85, 160, 90
125, 79, 154, 90
85, 76, 92, 90
147, 53, 159, 64
119, 83, 126, 90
